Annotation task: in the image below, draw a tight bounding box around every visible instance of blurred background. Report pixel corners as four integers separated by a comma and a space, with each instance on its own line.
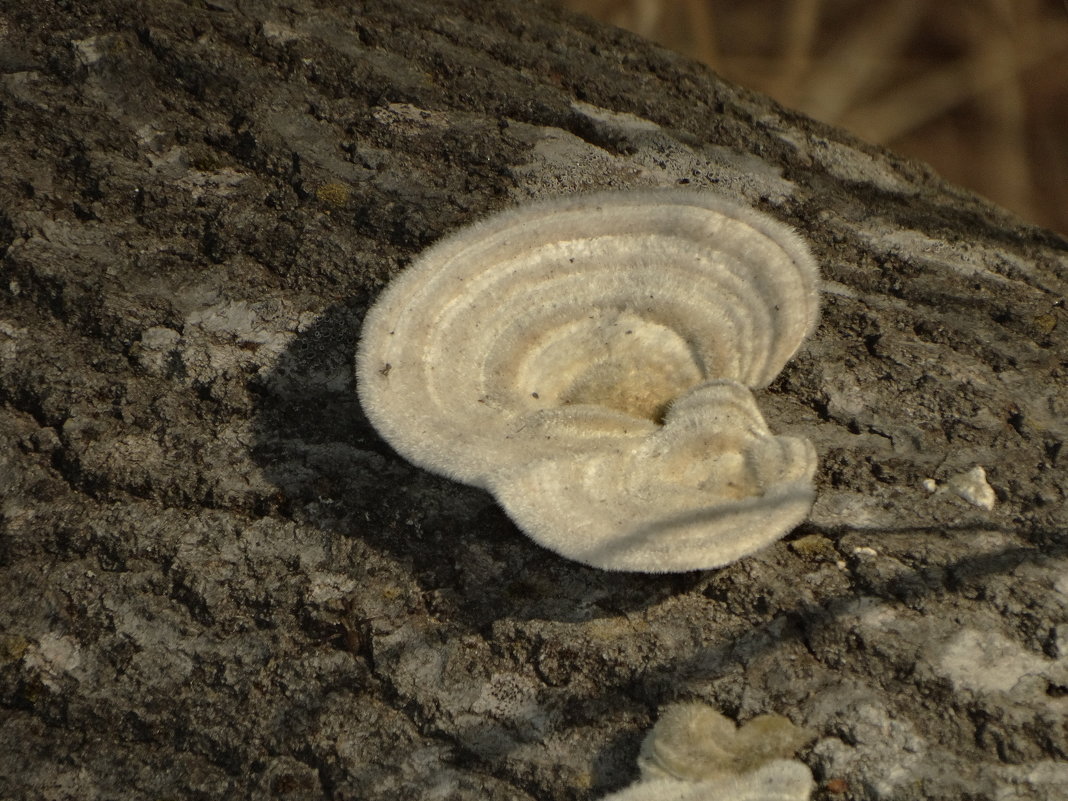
559, 0, 1068, 235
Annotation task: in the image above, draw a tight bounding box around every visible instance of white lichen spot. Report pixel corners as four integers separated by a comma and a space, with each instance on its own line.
23, 633, 82, 691
945, 465, 996, 510
0, 320, 26, 363
261, 20, 302, 43
937, 628, 1052, 694
571, 100, 664, 134
357, 190, 821, 572
72, 36, 106, 66
131, 325, 181, 376
306, 572, 359, 605
1054, 574, 1068, 599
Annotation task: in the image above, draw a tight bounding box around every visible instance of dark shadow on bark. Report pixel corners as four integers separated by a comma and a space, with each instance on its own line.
250, 300, 716, 631
252, 299, 1065, 631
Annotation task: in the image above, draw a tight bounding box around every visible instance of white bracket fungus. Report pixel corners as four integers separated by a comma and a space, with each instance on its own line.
920, 465, 996, 510
357, 190, 820, 572
600, 702, 815, 801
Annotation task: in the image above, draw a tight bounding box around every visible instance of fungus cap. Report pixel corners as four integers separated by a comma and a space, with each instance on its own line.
356, 189, 820, 572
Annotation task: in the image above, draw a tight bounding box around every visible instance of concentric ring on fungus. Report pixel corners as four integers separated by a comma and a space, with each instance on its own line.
357, 190, 820, 572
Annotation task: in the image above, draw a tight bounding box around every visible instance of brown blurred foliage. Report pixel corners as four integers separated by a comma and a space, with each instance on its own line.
562, 0, 1068, 234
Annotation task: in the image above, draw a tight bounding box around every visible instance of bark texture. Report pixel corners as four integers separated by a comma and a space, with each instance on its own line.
1, 1, 1067, 799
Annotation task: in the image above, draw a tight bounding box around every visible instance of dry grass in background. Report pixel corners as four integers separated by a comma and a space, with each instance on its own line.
562, 0, 1068, 234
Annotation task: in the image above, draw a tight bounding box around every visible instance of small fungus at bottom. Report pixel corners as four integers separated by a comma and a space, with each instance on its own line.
599, 702, 815, 801
356, 190, 821, 571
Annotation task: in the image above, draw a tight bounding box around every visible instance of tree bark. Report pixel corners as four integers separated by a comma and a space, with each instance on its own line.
1, 1, 1066, 799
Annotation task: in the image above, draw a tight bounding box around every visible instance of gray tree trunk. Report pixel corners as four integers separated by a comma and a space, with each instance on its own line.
1, 1, 1066, 799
